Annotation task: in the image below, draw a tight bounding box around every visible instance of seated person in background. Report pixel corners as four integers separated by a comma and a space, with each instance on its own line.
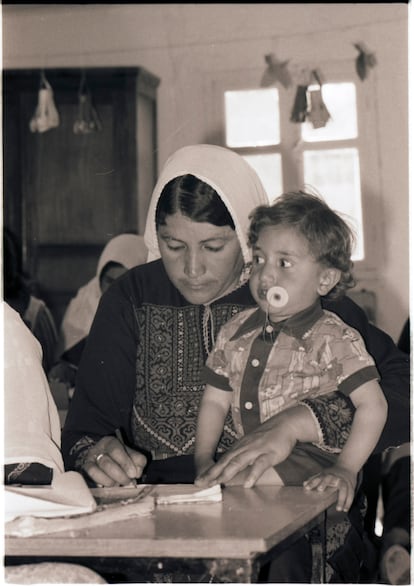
195, 191, 388, 515
3, 300, 107, 584
378, 317, 410, 585
361, 317, 411, 585
397, 318, 409, 355
49, 233, 148, 392
3, 227, 58, 374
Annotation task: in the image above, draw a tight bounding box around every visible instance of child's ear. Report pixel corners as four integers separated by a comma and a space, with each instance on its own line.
318, 268, 341, 296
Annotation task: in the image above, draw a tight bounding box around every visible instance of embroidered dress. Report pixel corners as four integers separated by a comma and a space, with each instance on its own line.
63, 260, 253, 468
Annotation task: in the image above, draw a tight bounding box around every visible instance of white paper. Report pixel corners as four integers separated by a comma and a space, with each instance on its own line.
155, 483, 222, 504
4, 471, 96, 522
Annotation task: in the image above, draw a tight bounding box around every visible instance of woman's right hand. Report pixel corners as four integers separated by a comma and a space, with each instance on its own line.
83, 436, 147, 487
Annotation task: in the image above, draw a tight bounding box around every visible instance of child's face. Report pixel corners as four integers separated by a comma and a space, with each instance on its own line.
249, 225, 335, 322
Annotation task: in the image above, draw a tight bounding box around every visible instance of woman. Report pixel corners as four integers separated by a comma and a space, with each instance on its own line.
50, 234, 148, 389
62, 144, 409, 582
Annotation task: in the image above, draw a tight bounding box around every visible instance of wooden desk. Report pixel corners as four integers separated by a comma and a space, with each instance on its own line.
5, 485, 337, 583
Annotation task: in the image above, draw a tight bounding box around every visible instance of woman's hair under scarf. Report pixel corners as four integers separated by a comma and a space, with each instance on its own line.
58, 234, 148, 355
144, 144, 269, 264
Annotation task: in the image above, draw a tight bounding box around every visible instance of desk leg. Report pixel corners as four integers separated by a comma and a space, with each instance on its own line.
309, 511, 327, 583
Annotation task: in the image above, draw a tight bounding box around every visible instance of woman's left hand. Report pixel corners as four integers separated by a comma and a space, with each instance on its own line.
196, 404, 319, 488
303, 465, 357, 512
195, 415, 297, 488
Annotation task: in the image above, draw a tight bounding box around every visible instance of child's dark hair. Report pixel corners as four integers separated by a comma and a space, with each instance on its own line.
155, 174, 235, 230
248, 190, 355, 299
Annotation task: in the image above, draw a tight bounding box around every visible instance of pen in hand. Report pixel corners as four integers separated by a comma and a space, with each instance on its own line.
115, 427, 138, 487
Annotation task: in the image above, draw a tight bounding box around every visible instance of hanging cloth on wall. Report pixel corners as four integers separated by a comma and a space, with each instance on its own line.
29, 72, 60, 133
290, 85, 308, 123
261, 53, 292, 89
73, 71, 102, 135
290, 69, 330, 128
307, 69, 331, 129
354, 42, 377, 81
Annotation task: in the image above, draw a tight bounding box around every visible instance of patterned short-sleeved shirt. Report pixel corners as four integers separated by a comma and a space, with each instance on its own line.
203, 301, 379, 440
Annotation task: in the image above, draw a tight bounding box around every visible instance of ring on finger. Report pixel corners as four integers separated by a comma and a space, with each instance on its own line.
96, 453, 105, 464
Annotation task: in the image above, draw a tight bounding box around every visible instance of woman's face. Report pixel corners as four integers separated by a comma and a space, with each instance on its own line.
157, 212, 244, 305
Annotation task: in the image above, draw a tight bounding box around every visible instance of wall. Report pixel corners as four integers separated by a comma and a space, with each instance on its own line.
2, 3, 409, 341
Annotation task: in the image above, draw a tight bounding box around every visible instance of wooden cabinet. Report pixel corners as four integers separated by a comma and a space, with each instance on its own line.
3, 67, 159, 324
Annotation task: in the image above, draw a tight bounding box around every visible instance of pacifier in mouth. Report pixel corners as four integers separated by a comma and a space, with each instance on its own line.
266, 286, 289, 308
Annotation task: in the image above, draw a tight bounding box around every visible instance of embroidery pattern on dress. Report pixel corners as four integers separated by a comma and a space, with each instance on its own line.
302, 392, 355, 451
71, 436, 97, 470
131, 303, 244, 457
6, 462, 31, 483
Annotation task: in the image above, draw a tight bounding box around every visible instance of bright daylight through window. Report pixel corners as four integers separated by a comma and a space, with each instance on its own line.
224, 82, 364, 261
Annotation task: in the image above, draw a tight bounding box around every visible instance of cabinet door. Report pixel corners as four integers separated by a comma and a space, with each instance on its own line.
3, 68, 159, 324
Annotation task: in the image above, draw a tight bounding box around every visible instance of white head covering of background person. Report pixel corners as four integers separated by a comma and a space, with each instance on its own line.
144, 144, 269, 275
59, 234, 148, 354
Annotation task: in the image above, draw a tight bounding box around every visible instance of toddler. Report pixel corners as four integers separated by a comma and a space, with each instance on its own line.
195, 190, 387, 512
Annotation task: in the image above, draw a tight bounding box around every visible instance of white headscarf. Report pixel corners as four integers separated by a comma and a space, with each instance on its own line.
144, 144, 269, 264
59, 234, 148, 354
4, 302, 64, 473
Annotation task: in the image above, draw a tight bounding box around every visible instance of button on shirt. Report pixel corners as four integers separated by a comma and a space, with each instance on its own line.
202, 301, 379, 438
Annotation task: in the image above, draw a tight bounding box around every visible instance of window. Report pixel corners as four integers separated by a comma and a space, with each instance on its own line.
225, 88, 280, 147
224, 88, 284, 198
223, 81, 364, 260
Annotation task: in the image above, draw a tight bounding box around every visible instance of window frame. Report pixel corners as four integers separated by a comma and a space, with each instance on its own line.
207, 61, 383, 278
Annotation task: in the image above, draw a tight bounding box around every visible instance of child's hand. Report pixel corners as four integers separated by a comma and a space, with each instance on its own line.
303, 466, 357, 512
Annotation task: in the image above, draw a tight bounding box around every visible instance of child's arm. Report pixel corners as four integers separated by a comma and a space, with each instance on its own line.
336, 380, 388, 474
304, 379, 388, 512
194, 384, 232, 478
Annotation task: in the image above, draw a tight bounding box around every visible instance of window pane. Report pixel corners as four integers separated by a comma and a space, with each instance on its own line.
225, 89, 280, 147
301, 82, 358, 142
303, 148, 364, 260
243, 153, 283, 202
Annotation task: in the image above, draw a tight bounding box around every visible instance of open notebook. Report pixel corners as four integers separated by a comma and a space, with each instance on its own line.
5, 471, 97, 522
5, 478, 222, 537
91, 483, 222, 505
